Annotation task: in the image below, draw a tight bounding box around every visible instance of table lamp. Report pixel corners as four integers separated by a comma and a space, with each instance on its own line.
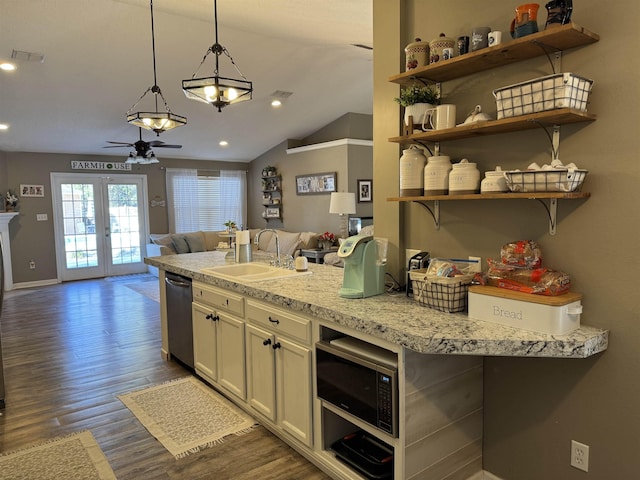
329, 192, 356, 239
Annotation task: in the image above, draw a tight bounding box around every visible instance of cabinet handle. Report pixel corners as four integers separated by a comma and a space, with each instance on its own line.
272, 342, 281, 350
263, 338, 272, 346
206, 313, 219, 322
268, 316, 280, 325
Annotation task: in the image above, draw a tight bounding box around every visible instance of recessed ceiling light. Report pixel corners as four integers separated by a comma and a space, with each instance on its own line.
0, 124, 9, 130
271, 99, 282, 107
0, 63, 16, 71
219, 140, 228, 147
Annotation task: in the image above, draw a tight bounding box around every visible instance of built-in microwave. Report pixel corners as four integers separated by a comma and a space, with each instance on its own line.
316, 337, 398, 437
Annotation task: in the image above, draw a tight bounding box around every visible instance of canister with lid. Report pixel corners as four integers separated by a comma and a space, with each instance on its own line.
423, 155, 452, 195
429, 33, 455, 63
481, 166, 509, 193
404, 38, 429, 71
399, 145, 427, 196
449, 159, 480, 194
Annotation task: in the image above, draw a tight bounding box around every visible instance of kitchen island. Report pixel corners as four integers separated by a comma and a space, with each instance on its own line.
146, 251, 608, 359
145, 251, 608, 480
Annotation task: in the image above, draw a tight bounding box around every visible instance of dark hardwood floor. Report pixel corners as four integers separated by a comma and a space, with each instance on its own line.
0, 275, 330, 479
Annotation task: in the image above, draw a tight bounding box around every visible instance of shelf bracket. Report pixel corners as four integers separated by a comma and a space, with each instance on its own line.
531, 40, 563, 74
414, 200, 440, 230
535, 197, 558, 235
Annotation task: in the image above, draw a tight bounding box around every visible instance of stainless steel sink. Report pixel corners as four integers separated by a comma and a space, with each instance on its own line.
201, 262, 312, 282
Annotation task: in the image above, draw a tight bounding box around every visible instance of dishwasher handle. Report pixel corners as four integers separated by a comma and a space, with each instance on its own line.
165, 276, 191, 288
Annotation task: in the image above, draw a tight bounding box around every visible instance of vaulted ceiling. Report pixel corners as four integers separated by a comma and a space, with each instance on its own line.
0, 0, 373, 162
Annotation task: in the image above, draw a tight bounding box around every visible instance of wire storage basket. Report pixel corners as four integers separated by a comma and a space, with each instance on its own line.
409, 269, 474, 313
493, 72, 594, 120
504, 169, 588, 192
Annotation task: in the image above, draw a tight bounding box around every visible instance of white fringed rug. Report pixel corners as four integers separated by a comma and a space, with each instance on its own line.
0, 431, 116, 480
119, 376, 257, 459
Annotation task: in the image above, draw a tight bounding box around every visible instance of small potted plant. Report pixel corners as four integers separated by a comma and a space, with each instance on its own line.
394, 84, 440, 131
5, 191, 18, 212
223, 220, 237, 233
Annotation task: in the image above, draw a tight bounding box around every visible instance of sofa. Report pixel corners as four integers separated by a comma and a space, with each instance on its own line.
146, 229, 323, 276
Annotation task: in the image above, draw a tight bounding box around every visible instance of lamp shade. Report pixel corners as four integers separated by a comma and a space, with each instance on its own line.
329, 192, 356, 215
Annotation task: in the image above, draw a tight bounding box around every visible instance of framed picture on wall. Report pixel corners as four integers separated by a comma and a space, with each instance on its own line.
295, 172, 337, 195
20, 184, 45, 197
265, 207, 280, 218
358, 179, 372, 202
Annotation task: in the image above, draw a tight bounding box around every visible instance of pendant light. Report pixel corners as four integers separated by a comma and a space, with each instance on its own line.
182, 0, 253, 112
127, 0, 187, 135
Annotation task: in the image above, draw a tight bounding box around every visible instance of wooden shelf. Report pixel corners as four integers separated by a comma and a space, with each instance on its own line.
388, 191, 590, 202
387, 191, 590, 235
389, 108, 596, 144
389, 23, 599, 85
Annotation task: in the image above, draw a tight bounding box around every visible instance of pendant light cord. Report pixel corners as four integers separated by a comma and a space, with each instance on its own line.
150, 0, 159, 111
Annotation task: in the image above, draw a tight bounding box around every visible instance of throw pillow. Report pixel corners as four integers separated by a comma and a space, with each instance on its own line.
184, 232, 206, 253
150, 233, 177, 253
299, 232, 319, 250
171, 234, 190, 254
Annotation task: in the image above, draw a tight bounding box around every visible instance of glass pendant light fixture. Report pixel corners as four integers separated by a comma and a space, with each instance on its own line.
182, 0, 253, 112
127, 0, 187, 135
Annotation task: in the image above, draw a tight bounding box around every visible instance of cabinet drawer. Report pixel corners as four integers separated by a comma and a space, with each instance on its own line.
193, 282, 244, 317
246, 299, 311, 345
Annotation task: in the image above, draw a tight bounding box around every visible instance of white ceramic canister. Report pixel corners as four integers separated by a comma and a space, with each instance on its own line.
399, 145, 427, 196
404, 37, 429, 71
449, 159, 480, 194
423, 155, 452, 195
480, 166, 509, 193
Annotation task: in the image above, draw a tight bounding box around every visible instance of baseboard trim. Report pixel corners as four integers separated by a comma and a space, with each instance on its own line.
12, 278, 60, 290
466, 471, 504, 480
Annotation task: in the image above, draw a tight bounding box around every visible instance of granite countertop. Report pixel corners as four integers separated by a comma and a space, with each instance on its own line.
146, 251, 608, 359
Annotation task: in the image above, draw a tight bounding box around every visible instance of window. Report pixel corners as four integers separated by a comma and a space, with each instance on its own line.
166, 169, 246, 233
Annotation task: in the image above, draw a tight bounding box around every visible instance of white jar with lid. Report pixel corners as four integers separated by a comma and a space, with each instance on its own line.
399, 146, 427, 196
449, 159, 480, 194
481, 166, 509, 193
423, 155, 452, 195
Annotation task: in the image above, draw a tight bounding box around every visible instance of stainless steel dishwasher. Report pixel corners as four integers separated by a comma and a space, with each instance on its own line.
164, 272, 194, 369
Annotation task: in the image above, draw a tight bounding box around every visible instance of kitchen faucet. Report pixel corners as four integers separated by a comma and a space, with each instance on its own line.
254, 229, 281, 267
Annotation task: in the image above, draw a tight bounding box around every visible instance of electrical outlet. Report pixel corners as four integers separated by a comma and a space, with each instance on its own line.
468, 256, 482, 273
570, 440, 589, 472
29, 260, 36, 270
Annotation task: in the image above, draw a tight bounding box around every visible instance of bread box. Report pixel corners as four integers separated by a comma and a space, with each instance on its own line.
468, 285, 582, 335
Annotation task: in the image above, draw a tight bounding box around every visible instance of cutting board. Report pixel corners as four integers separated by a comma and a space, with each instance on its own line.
469, 285, 582, 306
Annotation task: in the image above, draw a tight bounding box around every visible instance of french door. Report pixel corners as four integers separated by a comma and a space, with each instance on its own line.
51, 173, 149, 281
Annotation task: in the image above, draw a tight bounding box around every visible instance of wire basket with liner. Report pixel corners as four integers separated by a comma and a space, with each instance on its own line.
409, 259, 477, 313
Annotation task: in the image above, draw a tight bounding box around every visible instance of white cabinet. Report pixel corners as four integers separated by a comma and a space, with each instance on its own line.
192, 282, 246, 400
245, 299, 313, 447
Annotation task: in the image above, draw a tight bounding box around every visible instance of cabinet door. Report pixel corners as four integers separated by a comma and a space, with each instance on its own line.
192, 302, 218, 384
276, 336, 313, 447
217, 311, 246, 400
245, 324, 276, 421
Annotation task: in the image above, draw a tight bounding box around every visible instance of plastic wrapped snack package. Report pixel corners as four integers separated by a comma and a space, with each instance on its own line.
486, 258, 571, 296
500, 240, 543, 268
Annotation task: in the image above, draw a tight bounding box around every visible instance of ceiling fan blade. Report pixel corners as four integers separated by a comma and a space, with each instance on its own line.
154, 144, 182, 149
103, 144, 133, 148
105, 141, 134, 146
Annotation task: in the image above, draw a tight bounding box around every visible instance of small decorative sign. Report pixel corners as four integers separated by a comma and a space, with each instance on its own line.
71, 161, 132, 171
20, 184, 45, 197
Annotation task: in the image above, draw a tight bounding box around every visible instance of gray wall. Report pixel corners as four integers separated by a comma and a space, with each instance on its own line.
0, 152, 246, 284
373, 1, 639, 479
247, 113, 373, 233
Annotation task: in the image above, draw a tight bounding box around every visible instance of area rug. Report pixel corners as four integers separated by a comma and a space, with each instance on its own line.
124, 279, 160, 302
0, 430, 116, 480
118, 376, 258, 459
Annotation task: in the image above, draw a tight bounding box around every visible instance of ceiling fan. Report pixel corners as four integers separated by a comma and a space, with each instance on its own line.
104, 128, 181, 163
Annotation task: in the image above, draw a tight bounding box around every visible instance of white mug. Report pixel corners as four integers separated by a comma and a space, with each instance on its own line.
422, 104, 457, 131
488, 31, 502, 46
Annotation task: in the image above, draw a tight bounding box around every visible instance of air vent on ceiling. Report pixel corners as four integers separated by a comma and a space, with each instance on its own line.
271, 90, 294, 99
11, 49, 46, 63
